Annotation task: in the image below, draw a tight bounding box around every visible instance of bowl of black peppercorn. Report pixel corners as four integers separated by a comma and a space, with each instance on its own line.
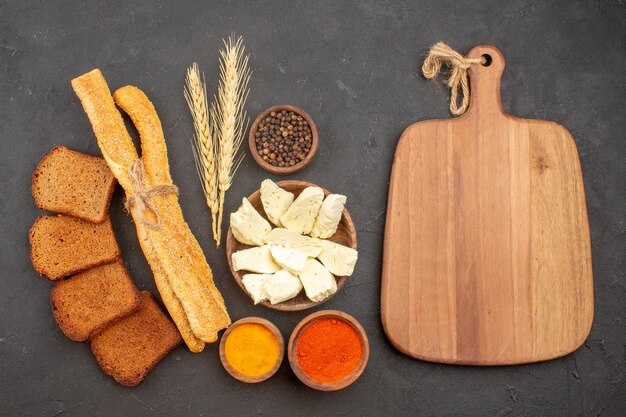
249, 105, 319, 175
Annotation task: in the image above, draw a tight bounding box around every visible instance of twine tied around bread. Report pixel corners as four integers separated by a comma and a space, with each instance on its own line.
124, 159, 179, 229
422, 42, 485, 116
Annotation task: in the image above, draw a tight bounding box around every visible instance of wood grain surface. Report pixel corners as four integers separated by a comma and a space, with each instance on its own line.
226, 180, 357, 311
381, 46, 593, 365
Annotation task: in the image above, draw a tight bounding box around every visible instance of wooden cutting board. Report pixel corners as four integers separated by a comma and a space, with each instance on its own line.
381, 45, 593, 365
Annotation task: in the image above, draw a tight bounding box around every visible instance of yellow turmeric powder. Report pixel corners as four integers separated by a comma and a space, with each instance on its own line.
224, 323, 280, 377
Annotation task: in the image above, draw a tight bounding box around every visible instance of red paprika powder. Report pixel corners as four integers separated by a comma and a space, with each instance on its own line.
296, 318, 363, 383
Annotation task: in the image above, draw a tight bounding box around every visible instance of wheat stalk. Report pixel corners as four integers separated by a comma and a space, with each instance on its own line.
184, 62, 219, 244
214, 34, 251, 244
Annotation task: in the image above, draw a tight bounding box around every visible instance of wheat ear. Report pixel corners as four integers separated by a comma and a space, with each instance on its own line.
214, 35, 251, 244
184, 63, 219, 245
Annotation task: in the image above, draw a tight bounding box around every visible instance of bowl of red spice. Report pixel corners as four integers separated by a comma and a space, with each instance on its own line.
249, 105, 319, 175
288, 310, 369, 391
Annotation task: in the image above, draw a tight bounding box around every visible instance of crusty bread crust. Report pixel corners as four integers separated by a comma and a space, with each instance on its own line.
112, 85, 206, 352
50, 260, 140, 342
32, 146, 117, 223
71, 71, 202, 350
132, 223, 205, 352
114, 86, 230, 340
90, 291, 182, 387
71, 69, 230, 350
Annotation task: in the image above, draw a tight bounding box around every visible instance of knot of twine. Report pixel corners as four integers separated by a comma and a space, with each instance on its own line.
422, 42, 485, 116
124, 159, 179, 229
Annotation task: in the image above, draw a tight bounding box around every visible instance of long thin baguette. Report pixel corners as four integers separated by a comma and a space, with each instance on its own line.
71, 69, 229, 346
113, 85, 230, 340
114, 86, 228, 308
72, 70, 216, 342
71, 70, 206, 349
110, 86, 205, 351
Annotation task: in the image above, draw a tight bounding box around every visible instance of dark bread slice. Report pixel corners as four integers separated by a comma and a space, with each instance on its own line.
32, 146, 116, 223
90, 291, 182, 387
50, 260, 140, 342
29, 215, 121, 280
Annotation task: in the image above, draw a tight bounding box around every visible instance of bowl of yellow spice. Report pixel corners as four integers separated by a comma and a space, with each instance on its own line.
219, 317, 284, 383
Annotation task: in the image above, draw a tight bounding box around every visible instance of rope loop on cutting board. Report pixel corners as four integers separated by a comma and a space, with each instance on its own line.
422, 42, 485, 116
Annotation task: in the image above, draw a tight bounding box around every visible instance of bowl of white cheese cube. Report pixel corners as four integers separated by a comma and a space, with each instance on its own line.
226, 179, 358, 311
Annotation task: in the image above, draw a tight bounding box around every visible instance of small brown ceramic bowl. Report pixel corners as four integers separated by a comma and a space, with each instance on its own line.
219, 317, 284, 383
248, 105, 319, 175
226, 180, 357, 311
288, 310, 369, 391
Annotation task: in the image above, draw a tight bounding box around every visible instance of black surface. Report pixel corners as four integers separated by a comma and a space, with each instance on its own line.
1, 1, 624, 416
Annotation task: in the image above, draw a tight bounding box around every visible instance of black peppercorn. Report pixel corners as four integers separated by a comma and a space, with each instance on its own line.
255, 108, 314, 168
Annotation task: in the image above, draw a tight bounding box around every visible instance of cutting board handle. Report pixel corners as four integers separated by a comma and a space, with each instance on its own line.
465, 45, 506, 118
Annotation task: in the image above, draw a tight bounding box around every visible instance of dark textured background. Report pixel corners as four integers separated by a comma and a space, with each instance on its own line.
1, 1, 624, 416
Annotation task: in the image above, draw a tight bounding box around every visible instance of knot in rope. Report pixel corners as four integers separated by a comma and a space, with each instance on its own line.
124, 159, 179, 229
422, 42, 485, 116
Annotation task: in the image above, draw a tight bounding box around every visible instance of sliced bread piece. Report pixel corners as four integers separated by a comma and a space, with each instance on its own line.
90, 291, 182, 387
29, 215, 120, 280
32, 146, 116, 223
50, 260, 140, 342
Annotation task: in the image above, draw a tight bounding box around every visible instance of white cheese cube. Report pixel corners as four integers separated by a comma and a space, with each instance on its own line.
241, 274, 272, 304
311, 194, 347, 238
232, 246, 280, 274
298, 258, 337, 302
280, 186, 324, 235
262, 270, 303, 304
317, 240, 358, 277
260, 179, 294, 227
270, 246, 309, 275
263, 228, 323, 258
230, 197, 272, 246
